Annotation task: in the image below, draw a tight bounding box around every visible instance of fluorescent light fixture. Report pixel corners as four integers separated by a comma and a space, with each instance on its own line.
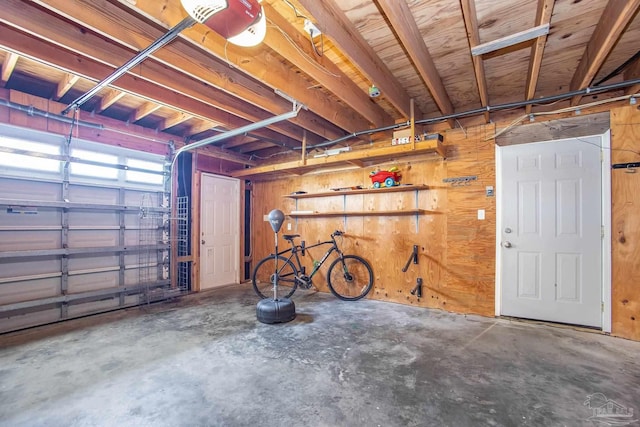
313, 146, 351, 158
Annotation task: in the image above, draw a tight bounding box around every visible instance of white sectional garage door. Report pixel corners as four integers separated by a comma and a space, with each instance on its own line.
0, 124, 177, 333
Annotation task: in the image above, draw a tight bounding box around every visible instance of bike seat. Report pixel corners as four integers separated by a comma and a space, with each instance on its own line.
282, 234, 300, 241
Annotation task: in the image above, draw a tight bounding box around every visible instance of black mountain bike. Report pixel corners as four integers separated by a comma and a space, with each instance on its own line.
252, 230, 373, 301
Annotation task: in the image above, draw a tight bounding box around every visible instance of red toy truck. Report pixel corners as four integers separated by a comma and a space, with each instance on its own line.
369, 168, 401, 188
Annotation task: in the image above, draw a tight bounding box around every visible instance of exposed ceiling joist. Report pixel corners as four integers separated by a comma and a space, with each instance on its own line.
0, 24, 281, 142
376, 0, 455, 128
297, 0, 420, 120
525, 0, 555, 115
460, 0, 489, 122
570, 0, 640, 105
1, 0, 323, 145
96, 89, 126, 113
161, 112, 193, 130
130, 102, 161, 122
262, 3, 392, 128
54, 73, 79, 100
104, 0, 366, 137
1, 52, 19, 87
624, 56, 640, 95
22, 0, 328, 145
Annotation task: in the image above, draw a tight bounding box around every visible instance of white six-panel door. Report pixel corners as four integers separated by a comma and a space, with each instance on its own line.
200, 173, 239, 290
500, 137, 602, 327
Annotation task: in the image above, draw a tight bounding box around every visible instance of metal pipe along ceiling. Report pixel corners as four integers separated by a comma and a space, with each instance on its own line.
313, 78, 640, 149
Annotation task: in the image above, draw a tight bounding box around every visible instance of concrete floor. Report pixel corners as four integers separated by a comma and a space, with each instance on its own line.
0, 284, 639, 427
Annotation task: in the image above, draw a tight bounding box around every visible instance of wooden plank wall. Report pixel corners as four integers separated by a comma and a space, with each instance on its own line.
611, 105, 640, 341
250, 124, 496, 316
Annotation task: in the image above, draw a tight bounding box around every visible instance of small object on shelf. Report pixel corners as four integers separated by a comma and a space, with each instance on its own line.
330, 185, 363, 191
370, 166, 401, 188
291, 190, 307, 195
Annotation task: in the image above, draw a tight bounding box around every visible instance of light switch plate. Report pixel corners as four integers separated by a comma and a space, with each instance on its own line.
478, 209, 485, 220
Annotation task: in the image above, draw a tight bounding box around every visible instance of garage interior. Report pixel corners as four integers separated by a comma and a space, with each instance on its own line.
0, 0, 639, 425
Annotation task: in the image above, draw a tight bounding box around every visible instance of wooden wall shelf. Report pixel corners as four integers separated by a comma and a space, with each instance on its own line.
285, 185, 433, 230
288, 209, 432, 218
284, 184, 429, 199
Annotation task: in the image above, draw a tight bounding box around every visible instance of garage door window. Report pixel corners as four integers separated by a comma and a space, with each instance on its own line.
0, 137, 60, 172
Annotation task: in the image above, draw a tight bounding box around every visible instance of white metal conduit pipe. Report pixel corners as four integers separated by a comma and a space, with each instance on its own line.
169, 103, 303, 205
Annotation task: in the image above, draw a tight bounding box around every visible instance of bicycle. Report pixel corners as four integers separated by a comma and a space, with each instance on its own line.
252, 230, 374, 301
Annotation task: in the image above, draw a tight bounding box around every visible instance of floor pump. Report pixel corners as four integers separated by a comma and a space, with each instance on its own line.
256, 209, 296, 324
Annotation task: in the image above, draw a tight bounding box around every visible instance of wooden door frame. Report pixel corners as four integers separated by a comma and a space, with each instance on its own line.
494, 132, 612, 332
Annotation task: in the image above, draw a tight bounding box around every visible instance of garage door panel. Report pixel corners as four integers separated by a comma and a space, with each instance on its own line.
0, 278, 60, 304
0, 178, 61, 201
67, 230, 118, 248
67, 298, 119, 317
68, 185, 119, 204
1, 131, 169, 333
68, 211, 118, 226
0, 230, 61, 251
0, 209, 61, 228
68, 272, 118, 293
68, 254, 119, 271
0, 308, 60, 334
0, 258, 60, 279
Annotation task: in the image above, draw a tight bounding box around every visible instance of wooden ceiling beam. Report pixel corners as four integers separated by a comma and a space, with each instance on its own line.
1, 52, 19, 87
41, 0, 363, 139
262, 3, 391, 128
460, 0, 490, 122
570, 0, 640, 106
0, 23, 292, 150
1, 0, 320, 146
237, 141, 280, 154
525, 0, 555, 114
96, 88, 126, 113
54, 73, 79, 100
188, 120, 218, 136
160, 112, 193, 130
623, 56, 640, 96
297, 0, 419, 119
130, 102, 161, 122
376, 0, 455, 128
222, 136, 258, 150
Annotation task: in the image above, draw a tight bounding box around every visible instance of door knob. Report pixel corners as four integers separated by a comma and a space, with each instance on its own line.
502, 241, 512, 248
201, 240, 206, 245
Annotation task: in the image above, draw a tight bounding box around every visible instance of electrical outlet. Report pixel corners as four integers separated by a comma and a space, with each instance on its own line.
304, 19, 321, 38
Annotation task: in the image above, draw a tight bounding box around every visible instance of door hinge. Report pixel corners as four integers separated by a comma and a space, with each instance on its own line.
601, 225, 605, 239
601, 302, 605, 313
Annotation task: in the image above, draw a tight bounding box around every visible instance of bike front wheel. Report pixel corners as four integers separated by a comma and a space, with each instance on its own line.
327, 255, 373, 301
252, 255, 298, 299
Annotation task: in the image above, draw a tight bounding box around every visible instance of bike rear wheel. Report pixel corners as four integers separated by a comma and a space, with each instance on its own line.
327, 255, 373, 301
252, 255, 298, 299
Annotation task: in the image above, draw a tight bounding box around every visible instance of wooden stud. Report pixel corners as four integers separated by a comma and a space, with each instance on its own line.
377, 0, 455, 128
262, 3, 391, 128
525, 0, 555, 114
96, 89, 126, 113
130, 102, 161, 122
570, 0, 640, 105
460, 0, 490, 123
54, 73, 80, 100
0, 52, 19, 87
297, 0, 420, 119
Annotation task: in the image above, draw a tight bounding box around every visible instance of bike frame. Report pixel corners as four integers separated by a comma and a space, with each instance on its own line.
275, 235, 343, 279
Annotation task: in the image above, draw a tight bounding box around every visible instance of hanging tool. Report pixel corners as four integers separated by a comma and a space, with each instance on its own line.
410, 278, 423, 298
402, 245, 419, 272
